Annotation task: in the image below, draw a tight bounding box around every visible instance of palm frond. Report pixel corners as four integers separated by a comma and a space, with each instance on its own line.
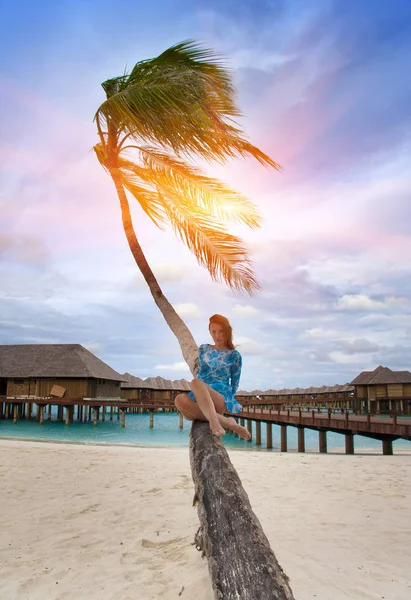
160, 192, 260, 294
116, 163, 168, 229
133, 147, 262, 228
95, 40, 280, 168
116, 155, 260, 293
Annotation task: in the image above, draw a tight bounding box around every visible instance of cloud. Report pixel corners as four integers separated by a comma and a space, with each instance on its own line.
336, 339, 380, 354
337, 294, 407, 311
232, 304, 259, 316
0, 233, 50, 266
328, 351, 374, 365
154, 361, 190, 372
302, 328, 341, 340
174, 303, 201, 319
152, 262, 185, 283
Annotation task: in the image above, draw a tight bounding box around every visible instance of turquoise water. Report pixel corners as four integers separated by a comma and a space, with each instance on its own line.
1, 410, 410, 452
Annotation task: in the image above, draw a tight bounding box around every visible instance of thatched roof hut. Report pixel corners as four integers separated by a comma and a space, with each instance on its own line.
0, 344, 125, 398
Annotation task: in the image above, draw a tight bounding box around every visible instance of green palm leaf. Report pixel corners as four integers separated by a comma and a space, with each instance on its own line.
95, 40, 281, 168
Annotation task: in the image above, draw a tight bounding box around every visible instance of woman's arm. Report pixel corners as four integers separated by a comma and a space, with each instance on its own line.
230, 351, 242, 395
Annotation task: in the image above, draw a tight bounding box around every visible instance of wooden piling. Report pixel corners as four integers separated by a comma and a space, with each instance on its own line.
93, 408, 98, 427
121, 410, 126, 428
256, 421, 261, 446
26, 402, 31, 420
179, 412, 184, 429
110, 406, 113, 421
266, 422, 272, 449
345, 432, 354, 454
150, 412, 154, 429
319, 430, 327, 453
102, 406, 106, 422
36, 404, 41, 422
297, 427, 305, 453
13, 404, 17, 424
280, 424, 287, 452
247, 419, 253, 442
48, 404, 52, 420
382, 438, 393, 455
65, 408, 70, 426
39, 405, 44, 425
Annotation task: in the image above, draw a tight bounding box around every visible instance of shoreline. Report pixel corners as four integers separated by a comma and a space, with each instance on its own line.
1, 434, 411, 455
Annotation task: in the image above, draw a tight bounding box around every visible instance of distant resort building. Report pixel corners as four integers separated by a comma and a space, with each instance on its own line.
121, 373, 190, 403
236, 384, 355, 411
0, 344, 125, 399
350, 365, 411, 414
1, 344, 410, 415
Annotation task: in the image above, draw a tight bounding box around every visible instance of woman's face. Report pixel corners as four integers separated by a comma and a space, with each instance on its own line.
209, 322, 226, 347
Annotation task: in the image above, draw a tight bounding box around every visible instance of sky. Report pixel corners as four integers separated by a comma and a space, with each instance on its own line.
1, 0, 411, 391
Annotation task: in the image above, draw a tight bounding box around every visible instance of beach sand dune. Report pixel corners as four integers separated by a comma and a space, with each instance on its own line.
0, 440, 410, 600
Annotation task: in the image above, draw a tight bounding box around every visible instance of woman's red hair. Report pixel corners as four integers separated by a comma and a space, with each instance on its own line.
209, 314, 235, 350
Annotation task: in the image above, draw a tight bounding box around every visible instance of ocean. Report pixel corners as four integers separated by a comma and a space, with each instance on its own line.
1, 409, 410, 452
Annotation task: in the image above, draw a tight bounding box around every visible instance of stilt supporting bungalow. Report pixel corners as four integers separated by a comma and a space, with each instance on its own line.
39, 405, 44, 425
382, 438, 393, 455
179, 412, 184, 429
121, 409, 126, 428
281, 424, 287, 452
319, 430, 327, 453
13, 404, 17, 424
266, 422, 272, 449
93, 408, 98, 427
345, 432, 354, 454
255, 421, 261, 446
247, 419, 252, 441
150, 412, 154, 429
297, 427, 305, 453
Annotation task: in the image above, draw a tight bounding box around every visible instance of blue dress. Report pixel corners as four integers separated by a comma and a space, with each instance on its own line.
188, 344, 244, 414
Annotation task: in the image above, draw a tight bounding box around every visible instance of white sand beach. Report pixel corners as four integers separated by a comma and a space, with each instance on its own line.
0, 439, 410, 600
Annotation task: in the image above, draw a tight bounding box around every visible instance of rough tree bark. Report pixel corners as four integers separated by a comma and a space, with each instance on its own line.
190, 421, 295, 600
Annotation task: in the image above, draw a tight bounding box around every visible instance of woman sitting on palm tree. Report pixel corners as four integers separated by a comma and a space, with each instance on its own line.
175, 314, 251, 440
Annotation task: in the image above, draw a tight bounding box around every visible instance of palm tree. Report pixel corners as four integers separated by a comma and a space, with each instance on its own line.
94, 41, 279, 375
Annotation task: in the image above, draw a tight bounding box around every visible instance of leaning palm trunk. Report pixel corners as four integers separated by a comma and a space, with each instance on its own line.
95, 41, 295, 599
110, 167, 199, 376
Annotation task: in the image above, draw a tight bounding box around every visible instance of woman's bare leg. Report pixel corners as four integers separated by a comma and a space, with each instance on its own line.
189, 379, 225, 437
217, 415, 251, 441
175, 391, 251, 441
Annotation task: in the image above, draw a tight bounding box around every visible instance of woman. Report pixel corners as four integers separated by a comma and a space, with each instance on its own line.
175, 314, 251, 440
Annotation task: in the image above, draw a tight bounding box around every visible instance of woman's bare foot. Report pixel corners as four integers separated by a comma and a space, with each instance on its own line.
226, 417, 251, 441
210, 417, 225, 437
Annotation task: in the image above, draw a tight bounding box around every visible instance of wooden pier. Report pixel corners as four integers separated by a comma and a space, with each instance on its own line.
235, 406, 411, 455
0, 397, 176, 429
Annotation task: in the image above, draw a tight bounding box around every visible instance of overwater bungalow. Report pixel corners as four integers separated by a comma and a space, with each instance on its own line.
0, 344, 125, 399
237, 383, 355, 410
350, 365, 411, 414
121, 373, 190, 405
